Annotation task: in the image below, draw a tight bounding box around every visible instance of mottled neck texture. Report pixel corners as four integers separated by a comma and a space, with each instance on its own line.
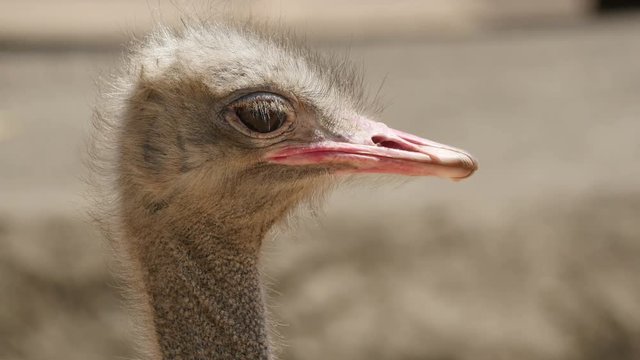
135, 225, 271, 360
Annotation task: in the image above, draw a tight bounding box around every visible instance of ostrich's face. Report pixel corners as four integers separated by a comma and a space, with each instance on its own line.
120, 25, 476, 221
223, 90, 476, 178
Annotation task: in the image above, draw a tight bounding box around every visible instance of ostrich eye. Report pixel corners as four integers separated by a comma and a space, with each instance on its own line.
229, 93, 293, 134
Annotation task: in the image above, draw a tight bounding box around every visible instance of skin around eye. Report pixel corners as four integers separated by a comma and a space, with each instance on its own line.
226, 92, 295, 138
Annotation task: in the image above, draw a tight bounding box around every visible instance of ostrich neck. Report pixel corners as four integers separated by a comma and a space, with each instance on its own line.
133, 221, 271, 360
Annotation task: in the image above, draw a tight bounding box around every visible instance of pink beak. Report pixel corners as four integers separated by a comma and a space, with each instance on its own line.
265, 118, 477, 180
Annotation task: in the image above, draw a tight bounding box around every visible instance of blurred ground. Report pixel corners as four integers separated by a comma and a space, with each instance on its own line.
1, 2, 640, 360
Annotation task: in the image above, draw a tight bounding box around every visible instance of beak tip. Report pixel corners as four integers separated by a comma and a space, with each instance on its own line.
456, 154, 479, 180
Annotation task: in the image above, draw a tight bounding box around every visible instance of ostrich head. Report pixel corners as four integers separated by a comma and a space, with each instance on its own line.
115, 23, 477, 243
95, 21, 478, 359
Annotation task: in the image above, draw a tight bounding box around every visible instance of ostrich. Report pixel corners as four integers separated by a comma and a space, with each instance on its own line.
90, 20, 477, 360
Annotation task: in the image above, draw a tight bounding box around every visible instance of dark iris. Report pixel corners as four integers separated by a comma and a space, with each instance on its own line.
233, 94, 289, 133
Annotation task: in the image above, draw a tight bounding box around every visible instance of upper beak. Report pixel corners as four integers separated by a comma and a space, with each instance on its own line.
265, 117, 478, 180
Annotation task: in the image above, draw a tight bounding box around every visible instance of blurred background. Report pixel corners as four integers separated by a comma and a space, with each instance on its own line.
1, 1, 640, 359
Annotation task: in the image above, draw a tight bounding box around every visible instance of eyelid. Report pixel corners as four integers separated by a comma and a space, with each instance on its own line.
231, 92, 293, 110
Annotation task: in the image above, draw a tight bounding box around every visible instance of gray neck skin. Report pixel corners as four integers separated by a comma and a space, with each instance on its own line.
134, 222, 271, 360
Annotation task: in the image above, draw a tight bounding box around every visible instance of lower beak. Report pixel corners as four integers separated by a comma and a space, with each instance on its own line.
265, 120, 478, 180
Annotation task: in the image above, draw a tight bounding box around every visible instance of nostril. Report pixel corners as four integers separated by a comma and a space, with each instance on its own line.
378, 141, 406, 150
371, 136, 414, 151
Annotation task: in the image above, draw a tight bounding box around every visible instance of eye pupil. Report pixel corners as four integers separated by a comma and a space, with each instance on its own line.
233, 95, 289, 134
